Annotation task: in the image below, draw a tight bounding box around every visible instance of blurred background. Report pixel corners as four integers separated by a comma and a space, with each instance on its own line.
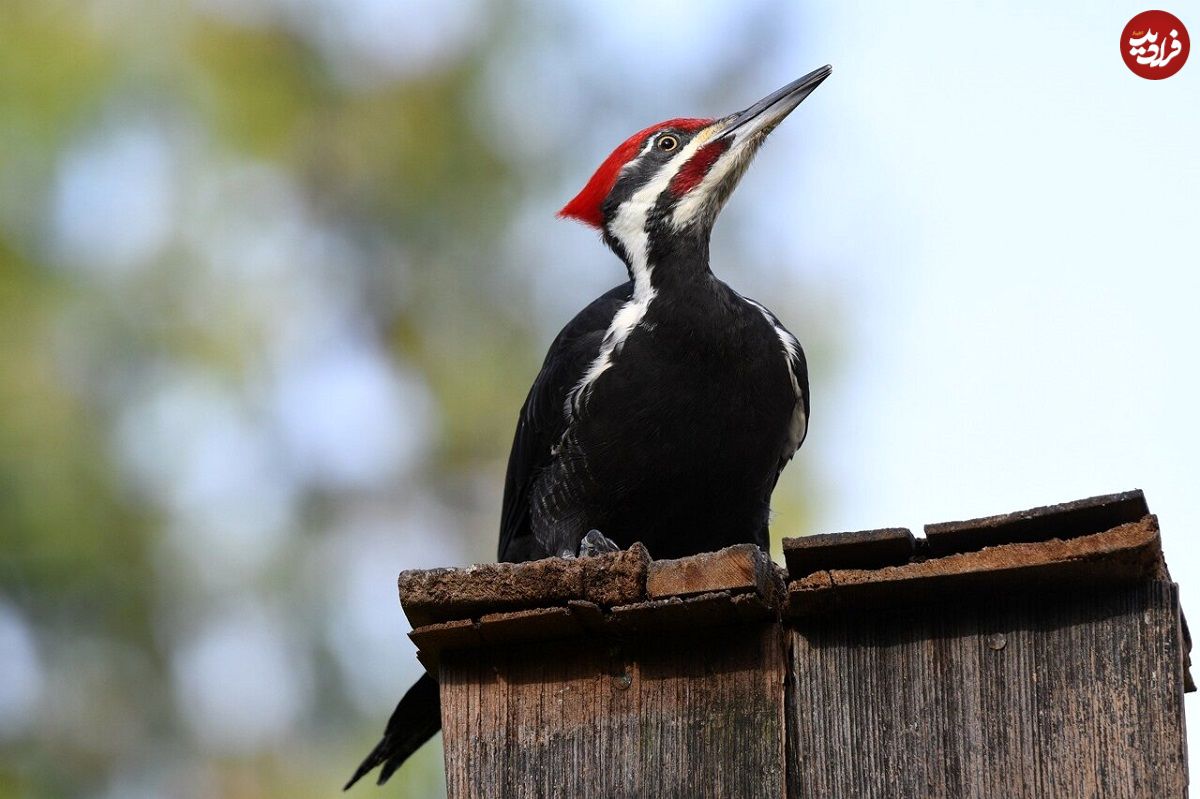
1, 0, 1197, 796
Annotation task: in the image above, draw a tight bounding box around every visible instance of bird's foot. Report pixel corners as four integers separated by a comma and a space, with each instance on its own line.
578, 529, 620, 557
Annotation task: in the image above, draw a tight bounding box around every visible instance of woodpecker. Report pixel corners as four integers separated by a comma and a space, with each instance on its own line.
347, 64, 830, 789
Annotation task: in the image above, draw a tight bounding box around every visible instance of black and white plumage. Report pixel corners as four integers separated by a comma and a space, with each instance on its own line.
347, 64, 830, 789
501, 68, 828, 561
499, 268, 809, 562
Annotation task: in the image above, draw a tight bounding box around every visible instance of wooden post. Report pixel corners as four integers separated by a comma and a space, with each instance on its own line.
398, 491, 1191, 798
401, 545, 788, 798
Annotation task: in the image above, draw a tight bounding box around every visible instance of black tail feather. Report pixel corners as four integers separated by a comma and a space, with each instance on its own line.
345, 672, 442, 790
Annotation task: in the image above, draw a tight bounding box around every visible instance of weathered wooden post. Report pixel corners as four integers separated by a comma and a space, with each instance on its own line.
400, 544, 789, 797
783, 490, 1191, 798
398, 491, 1190, 798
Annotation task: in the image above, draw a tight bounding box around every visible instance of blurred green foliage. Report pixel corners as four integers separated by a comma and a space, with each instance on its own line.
0, 2, 817, 796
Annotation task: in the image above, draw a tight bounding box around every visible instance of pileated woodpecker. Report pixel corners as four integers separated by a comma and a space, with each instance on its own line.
346, 64, 830, 789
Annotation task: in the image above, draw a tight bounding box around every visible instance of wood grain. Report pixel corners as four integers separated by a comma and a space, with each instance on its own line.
440, 622, 787, 799
399, 544, 649, 628
646, 544, 779, 600
786, 581, 1188, 798
783, 527, 915, 577
786, 516, 1165, 617
923, 490, 1149, 557
412, 492, 1188, 797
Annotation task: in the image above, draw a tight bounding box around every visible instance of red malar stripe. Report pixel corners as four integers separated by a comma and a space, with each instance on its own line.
668, 137, 731, 197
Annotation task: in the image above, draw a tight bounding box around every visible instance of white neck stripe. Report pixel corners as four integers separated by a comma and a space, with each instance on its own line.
564, 129, 718, 419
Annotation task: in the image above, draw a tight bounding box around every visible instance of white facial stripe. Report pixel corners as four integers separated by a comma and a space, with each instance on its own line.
610, 127, 716, 250
619, 137, 659, 178
565, 129, 716, 418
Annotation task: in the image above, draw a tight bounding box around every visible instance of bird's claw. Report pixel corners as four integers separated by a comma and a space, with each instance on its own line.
578, 529, 620, 557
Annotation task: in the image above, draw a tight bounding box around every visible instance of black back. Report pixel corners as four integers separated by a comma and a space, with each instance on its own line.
498, 282, 632, 561
498, 275, 805, 562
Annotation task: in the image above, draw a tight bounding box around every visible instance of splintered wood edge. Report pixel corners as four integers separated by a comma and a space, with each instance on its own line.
781, 528, 916, 577
399, 495, 1187, 683
922, 489, 1149, 556
785, 515, 1164, 618
607, 592, 739, 634
478, 606, 577, 646
402, 544, 784, 665
397, 543, 650, 628
400, 542, 782, 629
409, 619, 479, 673
647, 544, 782, 603
408, 591, 772, 664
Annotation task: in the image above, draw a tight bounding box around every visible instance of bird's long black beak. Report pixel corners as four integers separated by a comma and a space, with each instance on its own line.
716, 64, 832, 142
661, 65, 832, 229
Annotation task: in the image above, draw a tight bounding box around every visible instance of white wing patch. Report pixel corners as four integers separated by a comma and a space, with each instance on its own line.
567, 283, 654, 415
741, 296, 807, 457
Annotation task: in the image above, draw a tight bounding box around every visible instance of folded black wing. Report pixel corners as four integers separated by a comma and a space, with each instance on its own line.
497, 282, 631, 563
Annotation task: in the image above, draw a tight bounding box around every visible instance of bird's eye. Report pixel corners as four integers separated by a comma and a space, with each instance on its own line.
657, 134, 680, 152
